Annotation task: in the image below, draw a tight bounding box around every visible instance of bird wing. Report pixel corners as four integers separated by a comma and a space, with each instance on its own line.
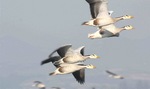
33, 81, 46, 89
86, 0, 109, 18
96, 0, 109, 18
101, 24, 118, 34
40, 87, 46, 89
33, 81, 42, 84
51, 87, 60, 89
106, 70, 117, 76
48, 44, 72, 58
74, 46, 85, 55
41, 56, 61, 66
86, 0, 103, 18
72, 69, 85, 84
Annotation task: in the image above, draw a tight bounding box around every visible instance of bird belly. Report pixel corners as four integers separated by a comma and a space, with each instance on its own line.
94, 18, 113, 26
58, 66, 81, 74
63, 56, 82, 63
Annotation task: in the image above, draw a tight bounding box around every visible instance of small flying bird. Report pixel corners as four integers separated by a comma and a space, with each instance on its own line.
106, 70, 124, 79
32, 81, 62, 89
32, 81, 46, 89
51, 87, 61, 89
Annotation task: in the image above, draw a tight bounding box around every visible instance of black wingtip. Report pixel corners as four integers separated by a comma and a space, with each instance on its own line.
40, 60, 47, 65
41, 62, 44, 65
81, 22, 88, 25
78, 81, 85, 84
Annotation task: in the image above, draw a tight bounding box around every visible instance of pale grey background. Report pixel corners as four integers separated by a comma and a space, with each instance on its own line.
0, 0, 150, 89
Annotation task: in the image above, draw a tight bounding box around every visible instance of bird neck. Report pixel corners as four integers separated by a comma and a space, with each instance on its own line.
84, 55, 91, 59
114, 16, 124, 22
117, 27, 125, 33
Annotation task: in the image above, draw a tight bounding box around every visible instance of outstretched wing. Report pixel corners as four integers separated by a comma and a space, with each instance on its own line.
75, 46, 85, 56
48, 44, 72, 58
86, 0, 109, 18
72, 69, 85, 84
33, 81, 42, 84
86, 0, 103, 18
97, 0, 109, 18
106, 70, 117, 76
40, 87, 46, 89
41, 56, 61, 67
51, 87, 61, 89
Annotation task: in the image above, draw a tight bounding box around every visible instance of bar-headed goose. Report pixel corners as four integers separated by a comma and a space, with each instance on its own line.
41, 56, 85, 84
88, 24, 134, 39
51, 87, 61, 89
82, 0, 133, 27
50, 63, 96, 75
32, 81, 62, 89
32, 81, 46, 89
44, 44, 99, 64
106, 70, 124, 79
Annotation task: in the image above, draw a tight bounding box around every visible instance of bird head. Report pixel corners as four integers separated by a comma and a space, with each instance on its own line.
89, 54, 100, 59
86, 64, 96, 69
123, 25, 134, 30
122, 15, 134, 19
88, 31, 102, 39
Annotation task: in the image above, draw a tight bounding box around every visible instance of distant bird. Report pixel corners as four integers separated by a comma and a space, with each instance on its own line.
49, 63, 96, 76
88, 25, 134, 39
106, 70, 124, 79
41, 56, 85, 84
32, 81, 62, 89
91, 87, 96, 89
32, 81, 46, 89
42, 44, 100, 65
82, 0, 133, 27
51, 87, 61, 89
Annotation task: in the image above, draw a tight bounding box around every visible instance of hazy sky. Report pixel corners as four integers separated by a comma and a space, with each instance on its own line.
1, 0, 150, 89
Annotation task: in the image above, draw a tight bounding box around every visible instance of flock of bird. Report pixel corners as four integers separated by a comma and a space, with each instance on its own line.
33, 0, 134, 88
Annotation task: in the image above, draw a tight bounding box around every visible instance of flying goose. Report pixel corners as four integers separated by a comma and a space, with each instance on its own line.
50, 63, 96, 75
41, 56, 85, 84
51, 87, 61, 89
82, 0, 133, 27
42, 44, 99, 65
106, 70, 124, 79
32, 81, 46, 89
32, 81, 62, 89
88, 24, 134, 39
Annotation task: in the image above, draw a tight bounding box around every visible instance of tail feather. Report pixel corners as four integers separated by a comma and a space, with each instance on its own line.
82, 21, 88, 25
41, 58, 51, 65
49, 72, 56, 76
